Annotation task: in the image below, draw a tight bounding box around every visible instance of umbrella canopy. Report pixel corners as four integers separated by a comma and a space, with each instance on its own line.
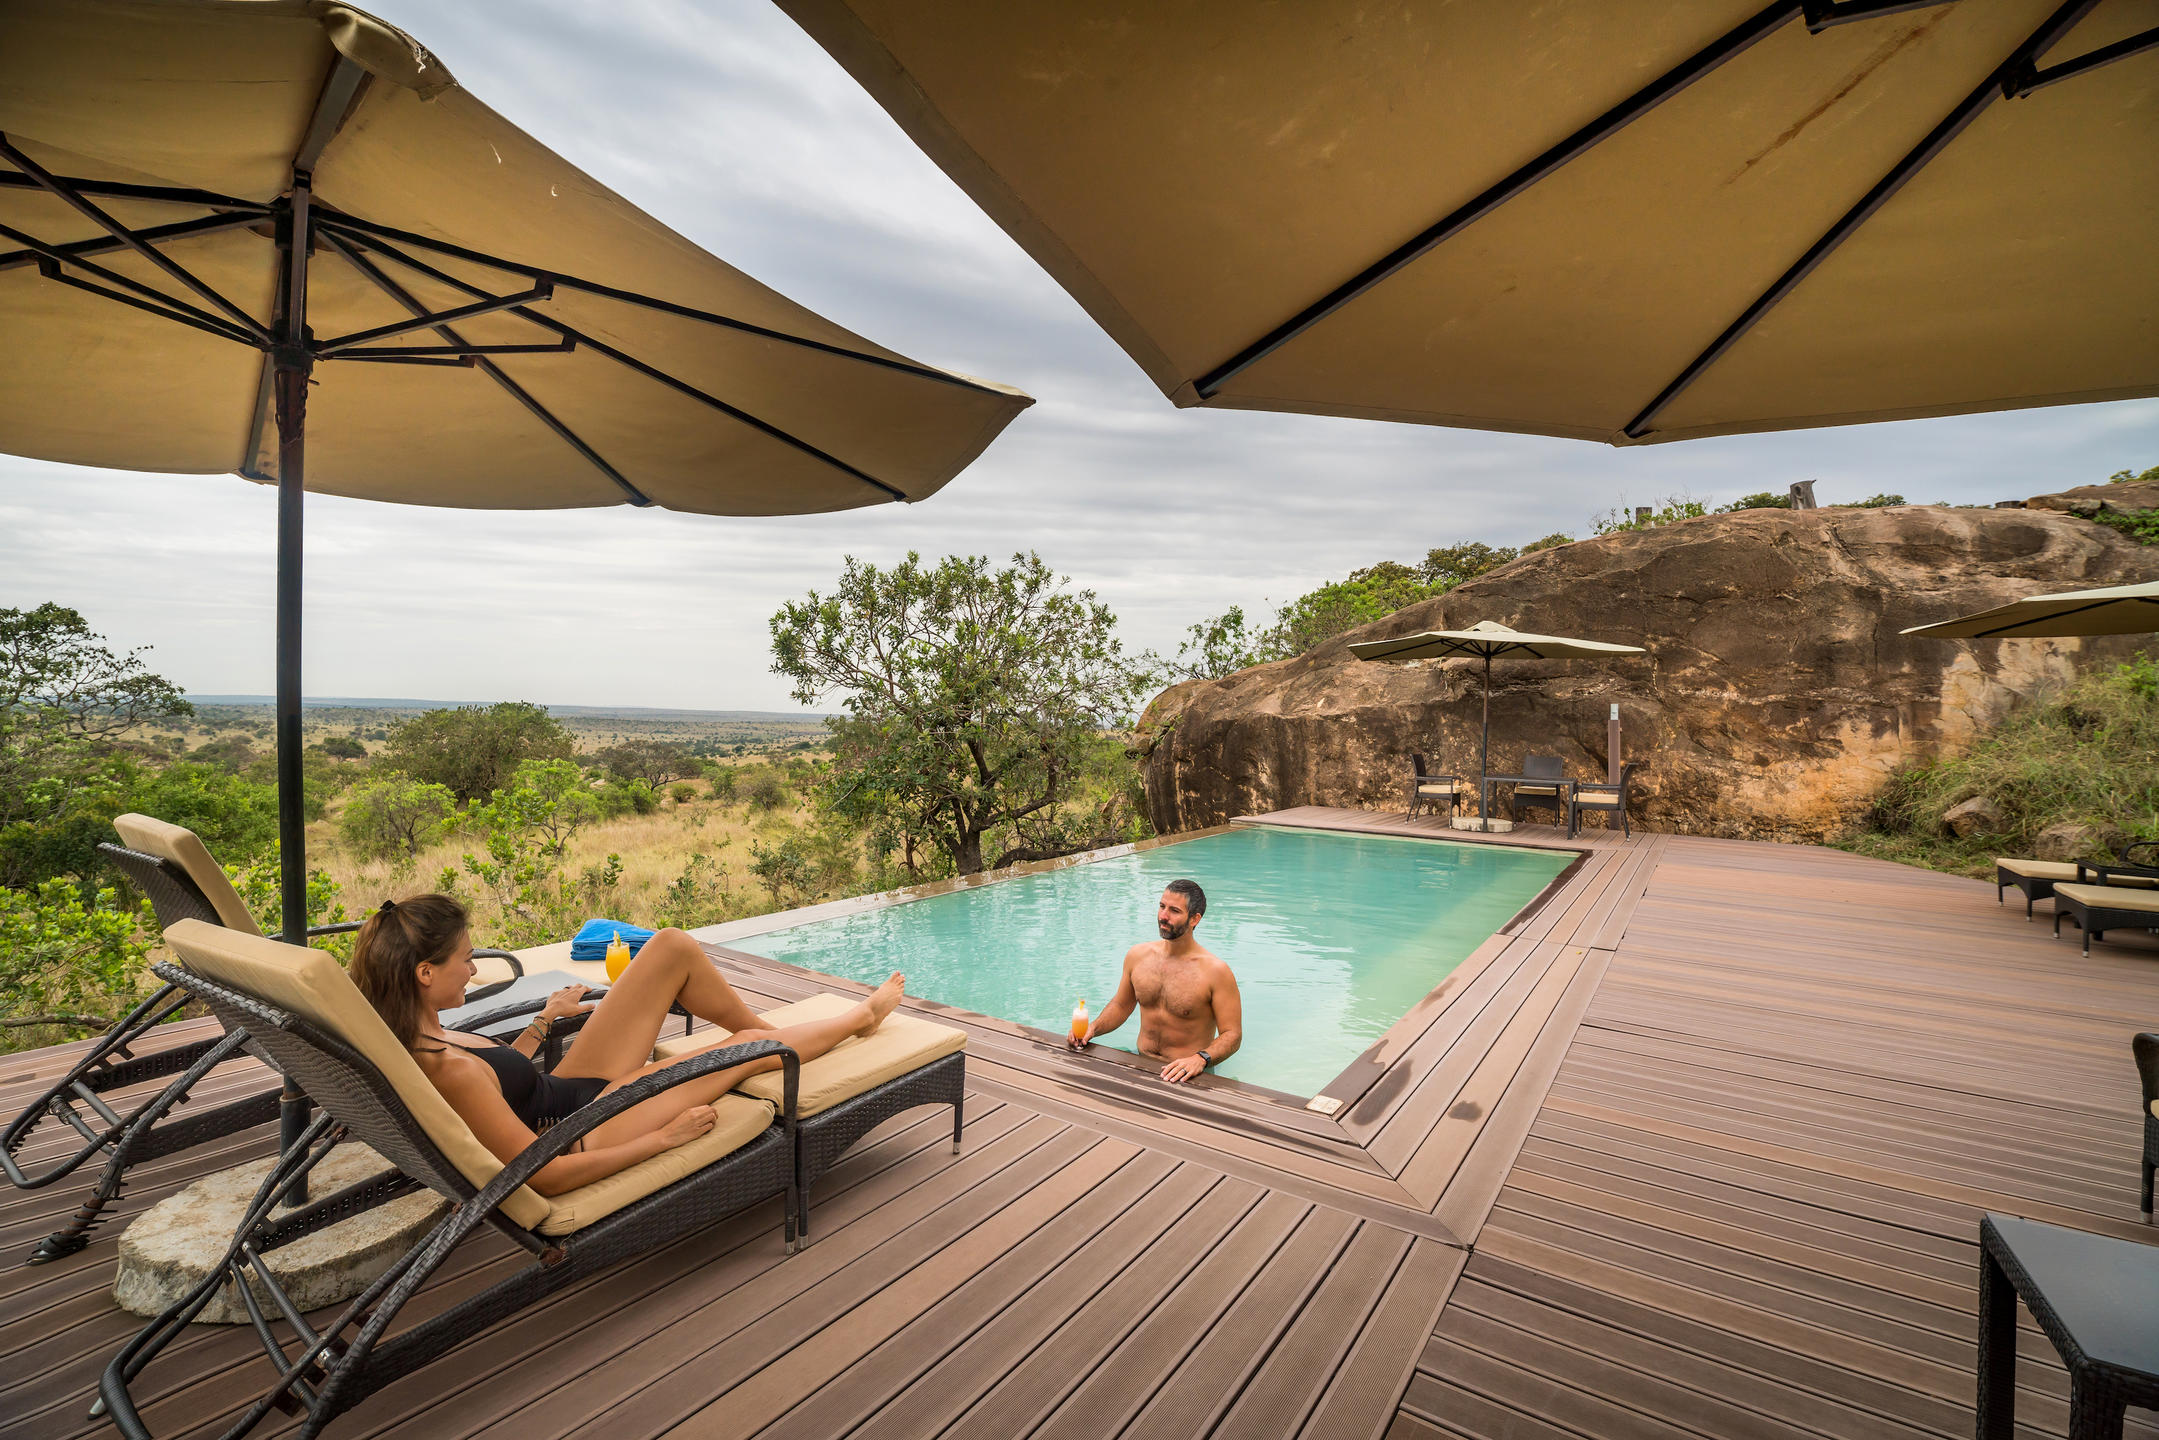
0, 0, 1031, 511
1349, 622, 1646, 821
1901, 578, 2159, 637
783, 0, 2158, 445
0, 0, 1033, 953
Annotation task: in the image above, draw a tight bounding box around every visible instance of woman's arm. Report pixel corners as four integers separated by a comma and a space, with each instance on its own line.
432, 1056, 715, 1197
505, 985, 595, 1060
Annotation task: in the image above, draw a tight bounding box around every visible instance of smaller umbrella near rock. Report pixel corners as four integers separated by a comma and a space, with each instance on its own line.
1349, 620, 1645, 827
1901, 579, 2159, 639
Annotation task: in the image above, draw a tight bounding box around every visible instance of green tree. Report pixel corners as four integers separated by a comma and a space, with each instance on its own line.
591, 738, 697, 790
748, 836, 815, 905
339, 774, 457, 862
382, 701, 574, 802
704, 764, 739, 803
771, 552, 1146, 875
742, 767, 790, 812
1520, 533, 1574, 555
2108, 463, 2158, 485
1161, 605, 1264, 682
1715, 492, 1791, 513
320, 734, 367, 760
1853, 493, 1906, 507
1262, 563, 1442, 657
1418, 542, 1517, 587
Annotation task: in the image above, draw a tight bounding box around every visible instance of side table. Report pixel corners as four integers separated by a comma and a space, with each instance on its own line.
1978, 1214, 2159, 1439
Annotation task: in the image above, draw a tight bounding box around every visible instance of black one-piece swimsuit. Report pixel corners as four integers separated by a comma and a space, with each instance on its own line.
460, 1038, 608, 1131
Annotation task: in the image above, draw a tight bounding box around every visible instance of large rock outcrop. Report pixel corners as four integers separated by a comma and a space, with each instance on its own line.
1137, 506, 2159, 842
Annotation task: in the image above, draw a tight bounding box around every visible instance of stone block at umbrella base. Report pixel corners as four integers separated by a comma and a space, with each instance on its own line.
115, 1144, 447, 1322
1452, 815, 1516, 833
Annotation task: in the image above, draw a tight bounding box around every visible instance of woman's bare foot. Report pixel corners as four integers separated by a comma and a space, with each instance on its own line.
859, 973, 905, 1034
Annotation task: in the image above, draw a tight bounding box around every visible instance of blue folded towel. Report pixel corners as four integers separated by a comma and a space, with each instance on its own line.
570, 918, 657, 965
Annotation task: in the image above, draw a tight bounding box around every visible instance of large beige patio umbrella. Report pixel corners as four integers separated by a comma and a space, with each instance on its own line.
1348, 621, 1645, 822
0, 1, 1032, 952
1902, 578, 2159, 637
783, 0, 2157, 444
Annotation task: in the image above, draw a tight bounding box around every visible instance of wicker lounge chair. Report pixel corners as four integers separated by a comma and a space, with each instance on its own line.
1406, 754, 1463, 820
1510, 754, 1568, 826
1566, 762, 1639, 838
2051, 883, 2159, 956
101, 920, 800, 1440
2136, 1032, 2157, 1223
1996, 842, 2159, 919
1, 814, 552, 1264
653, 991, 966, 1245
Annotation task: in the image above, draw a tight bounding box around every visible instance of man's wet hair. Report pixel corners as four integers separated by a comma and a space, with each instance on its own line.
1164, 878, 1206, 919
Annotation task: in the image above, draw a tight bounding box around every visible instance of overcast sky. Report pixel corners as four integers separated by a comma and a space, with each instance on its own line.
3, 1, 2154, 714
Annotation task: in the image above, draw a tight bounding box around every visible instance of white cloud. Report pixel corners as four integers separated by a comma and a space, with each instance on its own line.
3, 0, 2153, 710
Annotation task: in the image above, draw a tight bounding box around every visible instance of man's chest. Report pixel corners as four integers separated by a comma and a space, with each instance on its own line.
1133, 960, 1211, 1020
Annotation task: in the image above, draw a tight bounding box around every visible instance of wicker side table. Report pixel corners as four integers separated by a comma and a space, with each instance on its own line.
1978, 1214, 2159, 1439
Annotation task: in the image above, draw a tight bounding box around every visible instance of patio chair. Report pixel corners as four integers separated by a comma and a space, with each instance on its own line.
2136, 1032, 2157, 1222
101, 919, 798, 1440
1566, 762, 1640, 838
2050, 883, 2159, 956
1510, 754, 1569, 826
653, 991, 966, 1246
1406, 754, 1463, 820
1, 814, 557, 1264
1996, 840, 2159, 919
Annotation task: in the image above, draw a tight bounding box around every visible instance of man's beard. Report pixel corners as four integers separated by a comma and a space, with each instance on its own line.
1158, 919, 1189, 940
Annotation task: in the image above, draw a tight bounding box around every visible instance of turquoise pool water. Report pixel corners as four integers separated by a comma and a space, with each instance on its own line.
743, 826, 1574, 1097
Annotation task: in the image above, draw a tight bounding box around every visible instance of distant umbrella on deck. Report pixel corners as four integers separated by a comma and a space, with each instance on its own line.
1901, 578, 2159, 639
0, 0, 1033, 947
1349, 621, 1645, 824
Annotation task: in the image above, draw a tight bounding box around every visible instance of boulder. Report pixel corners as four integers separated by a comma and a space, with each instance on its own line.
1941, 795, 2002, 838
1137, 506, 2159, 843
2028, 480, 2159, 516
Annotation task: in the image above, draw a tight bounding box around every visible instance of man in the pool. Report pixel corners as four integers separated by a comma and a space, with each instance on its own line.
1068, 878, 1243, 1084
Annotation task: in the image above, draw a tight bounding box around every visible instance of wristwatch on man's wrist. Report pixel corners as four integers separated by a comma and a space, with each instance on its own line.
1196, 1049, 1212, 1068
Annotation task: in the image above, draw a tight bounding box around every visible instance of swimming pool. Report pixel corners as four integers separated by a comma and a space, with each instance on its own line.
741, 825, 1576, 1097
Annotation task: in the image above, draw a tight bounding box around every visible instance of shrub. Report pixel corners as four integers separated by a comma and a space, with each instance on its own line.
0, 879, 157, 1047
1853, 493, 1906, 507
748, 836, 815, 905
480, 759, 599, 855
339, 774, 456, 862
2109, 464, 2159, 485
1595, 495, 1708, 533
226, 859, 353, 957
597, 779, 659, 817
705, 765, 739, 803
1841, 656, 2159, 877
2094, 508, 2159, 547
1716, 492, 1791, 512
742, 768, 791, 812
669, 781, 699, 805
320, 735, 367, 760
591, 739, 698, 790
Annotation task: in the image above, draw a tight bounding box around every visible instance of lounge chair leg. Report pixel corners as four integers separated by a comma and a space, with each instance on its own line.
952, 1096, 964, 1154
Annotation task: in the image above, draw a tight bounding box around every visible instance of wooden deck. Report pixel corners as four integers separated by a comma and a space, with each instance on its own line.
2, 809, 2154, 1439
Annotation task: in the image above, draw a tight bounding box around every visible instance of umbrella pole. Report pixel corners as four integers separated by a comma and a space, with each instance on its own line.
271, 178, 316, 1196
1479, 651, 1492, 825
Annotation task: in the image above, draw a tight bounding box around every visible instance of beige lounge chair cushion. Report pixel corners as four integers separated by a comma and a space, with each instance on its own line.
536, 1091, 774, 1236
165, 921, 781, 1235
1996, 858, 2158, 889
114, 813, 260, 934
1414, 782, 1457, 796
2053, 884, 2159, 914
653, 992, 965, 1117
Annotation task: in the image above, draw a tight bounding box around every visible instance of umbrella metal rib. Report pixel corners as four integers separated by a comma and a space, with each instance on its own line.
320, 225, 916, 504
1621, 0, 2105, 438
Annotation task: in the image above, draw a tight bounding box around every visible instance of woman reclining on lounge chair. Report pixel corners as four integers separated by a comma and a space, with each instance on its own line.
352, 895, 902, 1196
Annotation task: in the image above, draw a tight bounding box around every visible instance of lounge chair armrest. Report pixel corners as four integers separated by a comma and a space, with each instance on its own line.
2123, 840, 2158, 867
475, 1039, 800, 1206
460, 948, 527, 1004
305, 920, 364, 937
2136, 1032, 2159, 1107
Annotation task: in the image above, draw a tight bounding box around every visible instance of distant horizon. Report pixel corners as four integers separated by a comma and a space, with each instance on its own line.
185, 696, 827, 721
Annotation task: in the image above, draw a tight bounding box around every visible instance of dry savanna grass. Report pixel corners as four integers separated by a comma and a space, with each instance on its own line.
309, 779, 842, 945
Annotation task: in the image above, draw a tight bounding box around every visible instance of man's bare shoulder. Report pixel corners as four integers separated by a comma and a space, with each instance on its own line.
1195, 947, 1238, 983
1123, 940, 1162, 966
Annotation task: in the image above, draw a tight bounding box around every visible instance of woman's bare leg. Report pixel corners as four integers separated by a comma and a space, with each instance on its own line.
553, 929, 763, 1080
580, 975, 905, 1149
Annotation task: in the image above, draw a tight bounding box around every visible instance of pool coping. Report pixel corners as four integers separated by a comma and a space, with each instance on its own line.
696, 817, 1589, 1120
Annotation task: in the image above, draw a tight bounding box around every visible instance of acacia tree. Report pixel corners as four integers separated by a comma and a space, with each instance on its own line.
770, 553, 1145, 876
0, 604, 190, 828
381, 701, 573, 802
